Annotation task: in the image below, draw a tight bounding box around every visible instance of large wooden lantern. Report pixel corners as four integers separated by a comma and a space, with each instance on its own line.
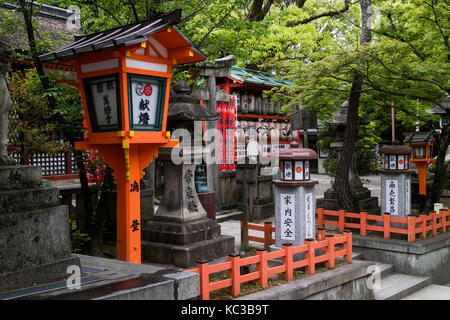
404, 132, 434, 197
39, 10, 206, 263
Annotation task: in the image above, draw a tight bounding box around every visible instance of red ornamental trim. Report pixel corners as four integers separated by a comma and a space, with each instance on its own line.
144, 84, 153, 96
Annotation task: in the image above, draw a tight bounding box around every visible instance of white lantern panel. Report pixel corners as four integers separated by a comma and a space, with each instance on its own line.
294, 160, 304, 180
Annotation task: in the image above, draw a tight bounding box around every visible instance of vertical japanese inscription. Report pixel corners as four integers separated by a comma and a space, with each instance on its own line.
280, 193, 295, 241
304, 192, 314, 239
284, 161, 292, 180
88, 76, 119, 131
385, 179, 398, 215
129, 76, 164, 130
405, 178, 411, 215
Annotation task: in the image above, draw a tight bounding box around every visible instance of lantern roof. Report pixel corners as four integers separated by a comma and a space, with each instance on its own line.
379, 144, 413, 155
404, 131, 434, 144
38, 9, 205, 64
326, 101, 369, 126
426, 95, 450, 115
278, 141, 318, 160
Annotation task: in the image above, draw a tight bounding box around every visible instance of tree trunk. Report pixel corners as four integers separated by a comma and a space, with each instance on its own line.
428, 123, 450, 208
88, 166, 115, 257
335, 0, 372, 212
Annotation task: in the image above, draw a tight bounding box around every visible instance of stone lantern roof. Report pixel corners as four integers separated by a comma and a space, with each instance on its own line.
326, 101, 370, 126
167, 80, 220, 121
426, 95, 450, 115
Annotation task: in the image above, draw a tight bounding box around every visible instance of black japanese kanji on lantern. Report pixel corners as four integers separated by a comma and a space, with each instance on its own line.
83, 74, 121, 132
127, 74, 166, 131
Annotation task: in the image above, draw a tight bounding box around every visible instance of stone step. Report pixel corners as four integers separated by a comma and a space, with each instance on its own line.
216, 210, 243, 223
0, 166, 42, 190
374, 273, 430, 300
402, 284, 450, 300
336, 251, 364, 262
0, 187, 59, 214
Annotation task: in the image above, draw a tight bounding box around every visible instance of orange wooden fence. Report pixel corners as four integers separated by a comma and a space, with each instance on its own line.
241, 220, 327, 248
188, 231, 352, 300
316, 208, 449, 242
241, 220, 275, 248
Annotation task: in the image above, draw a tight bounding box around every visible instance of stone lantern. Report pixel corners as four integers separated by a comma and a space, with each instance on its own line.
316, 101, 379, 214
379, 144, 414, 226
273, 141, 318, 250
140, 81, 234, 268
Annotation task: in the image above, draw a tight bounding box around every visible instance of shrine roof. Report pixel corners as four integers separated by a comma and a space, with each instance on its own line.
0, 2, 81, 53
38, 9, 205, 64
229, 66, 291, 88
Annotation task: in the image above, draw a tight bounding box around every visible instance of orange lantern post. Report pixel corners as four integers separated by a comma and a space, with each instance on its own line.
39, 10, 206, 263
404, 132, 434, 211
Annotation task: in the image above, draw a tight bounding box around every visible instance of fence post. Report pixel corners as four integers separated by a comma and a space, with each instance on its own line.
338, 209, 345, 233
360, 211, 367, 236
343, 230, 352, 263
316, 227, 326, 242
282, 243, 293, 281
407, 214, 416, 242
383, 213, 391, 239
256, 248, 268, 288
228, 253, 241, 297
305, 238, 315, 275
317, 207, 324, 228
431, 211, 437, 236
325, 234, 335, 269
264, 221, 272, 249
196, 260, 210, 300
442, 210, 448, 233
420, 213, 427, 239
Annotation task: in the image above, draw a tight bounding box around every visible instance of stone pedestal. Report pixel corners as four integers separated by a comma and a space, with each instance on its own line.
273, 181, 318, 249
0, 166, 80, 292
141, 147, 234, 268
380, 172, 413, 226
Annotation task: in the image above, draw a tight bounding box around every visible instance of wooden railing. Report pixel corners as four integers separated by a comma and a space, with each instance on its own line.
241, 220, 327, 248
188, 231, 352, 300
241, 220, 275, 248
316, 208, 449, 242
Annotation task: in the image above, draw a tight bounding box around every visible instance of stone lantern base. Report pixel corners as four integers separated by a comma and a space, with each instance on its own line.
141, 218, 234, 268
140, 147, 234, 268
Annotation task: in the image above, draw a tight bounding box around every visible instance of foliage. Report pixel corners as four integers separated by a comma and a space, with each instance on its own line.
8, 69, 69, 157
317, 120, 381, 176
70, 229, 91, 253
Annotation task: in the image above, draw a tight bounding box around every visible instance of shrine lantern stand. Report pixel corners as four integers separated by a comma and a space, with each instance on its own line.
272, 141, 318, 259
379, 144, 414, 228
404, 132, 435, 212
39, 10, 206, 264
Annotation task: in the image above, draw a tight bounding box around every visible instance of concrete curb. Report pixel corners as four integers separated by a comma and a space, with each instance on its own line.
235, 260, 375, 300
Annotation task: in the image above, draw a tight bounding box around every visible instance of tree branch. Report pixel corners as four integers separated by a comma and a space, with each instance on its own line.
195, 2, 239, 49
286, 0, 353, 27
